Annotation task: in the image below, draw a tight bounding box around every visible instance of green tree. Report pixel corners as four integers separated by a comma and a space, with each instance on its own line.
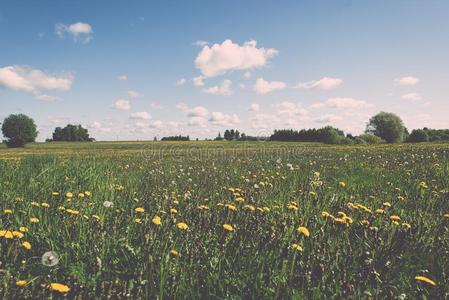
366, 112, 406, 143
50, 124, 93, 142
406, 129, 429, 143
1, 114, 38, 147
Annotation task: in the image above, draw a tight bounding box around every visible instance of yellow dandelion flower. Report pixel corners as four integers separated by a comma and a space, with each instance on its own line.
297, 226, 310, 237
223, 224, 235, 232
41, 202, 50, 208
415, 275, 436, 286
170, 249, 179, 257
339, 181, 346, 188
262, 207, 270, 212
361, 220, 370, 226
375, 209, 385, 214
382, 202, 392, 207
176, 222, 188, 230
85, 191, 91, 197
235, 197, 245, 203
170, 208, 178, 214
4, 209, 12, 214
152, 216, 162, 225
16, 280, 27, 287
66, 209, 80, 215
443, 213, 449, 218
78, 192, 85, 198
287, 204, 298, 211
49, 283, 70, 293
19, 226, 28, 232
134, 218, 142, 224
402, 223, 411, 229
65, 192, 73, 198
3, 231, 14, 239
30, 217, 40, 223
321, 211, 330, 217
225, 204, 237, 211
291, 243, 303, 252
22, 241, 32, 250
197, 205, 209, 210
243, 205, 255, 211
31, 202, 40, 206
52, 192, 60, 196
135, 207, 145, 213
309, 191, 317, 196
390, 215, 401, 221
419, 181, 428, 189
12, 231, 24, 238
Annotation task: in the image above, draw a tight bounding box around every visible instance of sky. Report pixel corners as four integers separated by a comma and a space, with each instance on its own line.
1, 0, 449, 141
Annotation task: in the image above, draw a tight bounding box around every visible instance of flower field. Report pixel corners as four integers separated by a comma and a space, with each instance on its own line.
0, 141, 448, 298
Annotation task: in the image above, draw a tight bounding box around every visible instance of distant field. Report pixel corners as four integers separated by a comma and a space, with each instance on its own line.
0, 142, 448, 298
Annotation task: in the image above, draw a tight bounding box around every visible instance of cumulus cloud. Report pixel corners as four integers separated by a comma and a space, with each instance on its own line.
55, 22, 93, 43
127, 90, 141, 98
209, 112, 240, 126
395, 76, 419, 86
202, 79, 232, 95
311, 97, 371, 109
295, 77, 343, 90
273, 101, 308, 117
0, 65, 73, 100
130, 111, 151, 120
254, 78, 286, 95
195, 39, 278, 77
176, 78, 186, 86
249, 103, 260, 112
243, 71, 251, 79
251, 113, 280, 130
314, 114, 343, 124
401, 93, 422, 102
117, 75, 128, 81
188, 116, 208, 127
176, 103, 209, 117
192, 75, 205, 87
112, 99, 131, 111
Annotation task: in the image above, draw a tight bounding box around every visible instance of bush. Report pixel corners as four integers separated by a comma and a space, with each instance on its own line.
355, 134, 385, 144
406, 129, 429, 143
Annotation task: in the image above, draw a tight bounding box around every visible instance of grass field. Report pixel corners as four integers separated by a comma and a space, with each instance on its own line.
1, 141, 448, 299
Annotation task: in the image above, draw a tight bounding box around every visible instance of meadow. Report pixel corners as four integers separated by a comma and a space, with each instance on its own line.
0, 141, 448, 299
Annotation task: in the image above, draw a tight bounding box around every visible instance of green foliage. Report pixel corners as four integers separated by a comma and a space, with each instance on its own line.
50, 124, 93, 142
355, 134, 386, 144
161, 135, 190, 141
1, 114, 38, 147
366, 112, 407, 143
406, 129, 429, 143
270, 126, 350, 144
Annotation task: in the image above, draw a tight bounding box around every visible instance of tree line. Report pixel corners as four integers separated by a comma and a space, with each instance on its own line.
1, 112, 448, 147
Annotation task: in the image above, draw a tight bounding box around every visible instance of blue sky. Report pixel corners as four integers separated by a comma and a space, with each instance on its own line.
1, 0, 448, 141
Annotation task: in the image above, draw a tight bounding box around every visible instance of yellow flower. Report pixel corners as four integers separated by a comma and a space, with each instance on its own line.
13, 231, 24, 238
4, 209, 13, 214
65, 192, 73, 198
243, 205, 255, 211
19, 226, 28, 232
3, 231, 14, 239
31, 202, 40, 207
390, 215, 401, 221
291, 243, 303, 252
134, 218, 142, 224
339, 181, 346, 188
30, 217, 40, 223
225, 204, 237, 211
176, 222, 189, 230
49, 283, 70, 293
443, 213, 449, 218
152, 216, 162, 225
309, 191, 317, 196
375, 209, 385, 214
197, 205, 209, 210
170, 249, 179, 257
297, 226, 310, 237
287, 204, 298, 211
85, 191, 92, 197
170, 208, 178, 214
78, 192, 85, 198
16, 280, 27, 287
415, 275, 437, 286
321, 211, 330, 217
361, 220, 370, 226
52, 192, 60, 196
22, 241, 32, 250
135, 207, 145, 213
419, 181, 428, 189
41, 202, 50, 208
402, 223, 411, 229
66, 209, 80, 215
223, 224, 234, 232
382, 202, 392, 207
235, 196, 245, 203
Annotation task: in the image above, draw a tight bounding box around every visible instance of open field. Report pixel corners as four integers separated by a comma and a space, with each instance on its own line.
1, 142, 449, 298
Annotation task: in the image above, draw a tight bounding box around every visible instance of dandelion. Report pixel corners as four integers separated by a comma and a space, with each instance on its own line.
134, 218, 142, 224
103, 201, 113, 208
402, 223, 411, 229
41, 202, 50, 208
415, 275, 436, 286
65, 192, 73, 198
375, 209, 385, 214
176, 222, 189, 230
309, 191, 317, 196
52, 192, 60, 196
78, 192, 85, 198
243, 205, 255, 211
383, 202, 392, 207
443, 213, 449, 218
16, 280, 27, 287
297, 226, 310, 237
13, 231, 24, 238
390, 215, 401, 221
19, 226, 28, 232
419, 181, 428, 189
223, 224, 234, 232
22, 241, 32, 250
1, 230, 14, 239
291, 243, 303, 252
321, 211, 330, 217
224, 204, 237, 211
170, 249, 179, 257
30, 217, 40, 223
197, 205, 209, 210
49, 283, 70, 293
170, 208, 178, 214
361, 220, 370, 226
42, 251, 59, 267
4, 209, 12, 214
66, 209, 80, 215
152, 216, 162, 225
339, 181, 346, 188
135, 207, 145, 213
85, 191, 92, 197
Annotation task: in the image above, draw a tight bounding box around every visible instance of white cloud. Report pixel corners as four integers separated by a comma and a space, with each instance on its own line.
295, 77, 342, 90
176, 78, 186, 86
151, 102, 162, 109
193, 40, 208, 47
177, 103, 209, 117
149, 120, 163, 129
209, 112, 240, 126
202, 79, 232, 95
325, 97, 371, 109
195, 39, 278, 77
35, 94, 62, 102
401, 93, 422, 102
117, 75, 128, 81
251, 113, 280, 130
315, 114, 343, 123
192, 75, 205, 87
55, 22, 93, 43
395, 76, 419, 86
254, 78, 286, 95
188, 116, 208, 127
249, 103, 260, 112
130, 111, 151, 120
243, 71, 252, 79
127, 90, 141, 98
273, 101, 308, 117
112, 99, 131, 111
0, 65, 73, 100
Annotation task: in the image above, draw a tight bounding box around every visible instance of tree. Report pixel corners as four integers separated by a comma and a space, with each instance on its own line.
406, 129, 429, 143
1, 114, 38, 147
355, 134, 385, 144
366, 112, 406, 143
49, 124, 93, 142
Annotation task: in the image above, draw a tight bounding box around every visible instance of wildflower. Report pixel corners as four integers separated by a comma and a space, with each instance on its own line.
41, 202, 50, 208
243, 205, 255, 211
390, 215, 401, 221
31, 202, 40, 207
361, 220, 370, 226
1, 230, 14, 239
297, 226, 310, 237
22, 241, 32, 250
197, 205, 209, 210
92, 215, 101, 221
339, 181, 346, 188
235, 196, 245, 203
49, 283, 70, 293
321, 211, 330, 217
30, 217, 40, 223
19, 226, 28, 232
223, 224, 235, 232
52, 192, 60, 196
415, 275, 436, 286
419, 181, 428, 189
78, 192, 85, 198
42, 251, 59, 267
134, 218, 142, 224
170, 249, 179, 257
291, 243, 303, 252
4, 209, 12, 214
135, 207, 145, 213
375, 209, 385, 214
176, 222, 188, 230
152, 216, 162, 225
224, 204, 237, 211
309, 191, 317, 196
170, 208, 178, 214
402, 223, 411, 229
103, 201, 113, 208
85, 191, 92, 197
66, 209, 80, 215
65, 192, 73, 198
262, 207, 270, 212
13, 231, 24, 238
16, 280, 27, 287
383, 202, 392, 207
443, 213, 449, 218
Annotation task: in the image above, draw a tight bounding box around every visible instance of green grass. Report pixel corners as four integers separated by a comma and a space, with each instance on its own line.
0, 142, 448, 299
